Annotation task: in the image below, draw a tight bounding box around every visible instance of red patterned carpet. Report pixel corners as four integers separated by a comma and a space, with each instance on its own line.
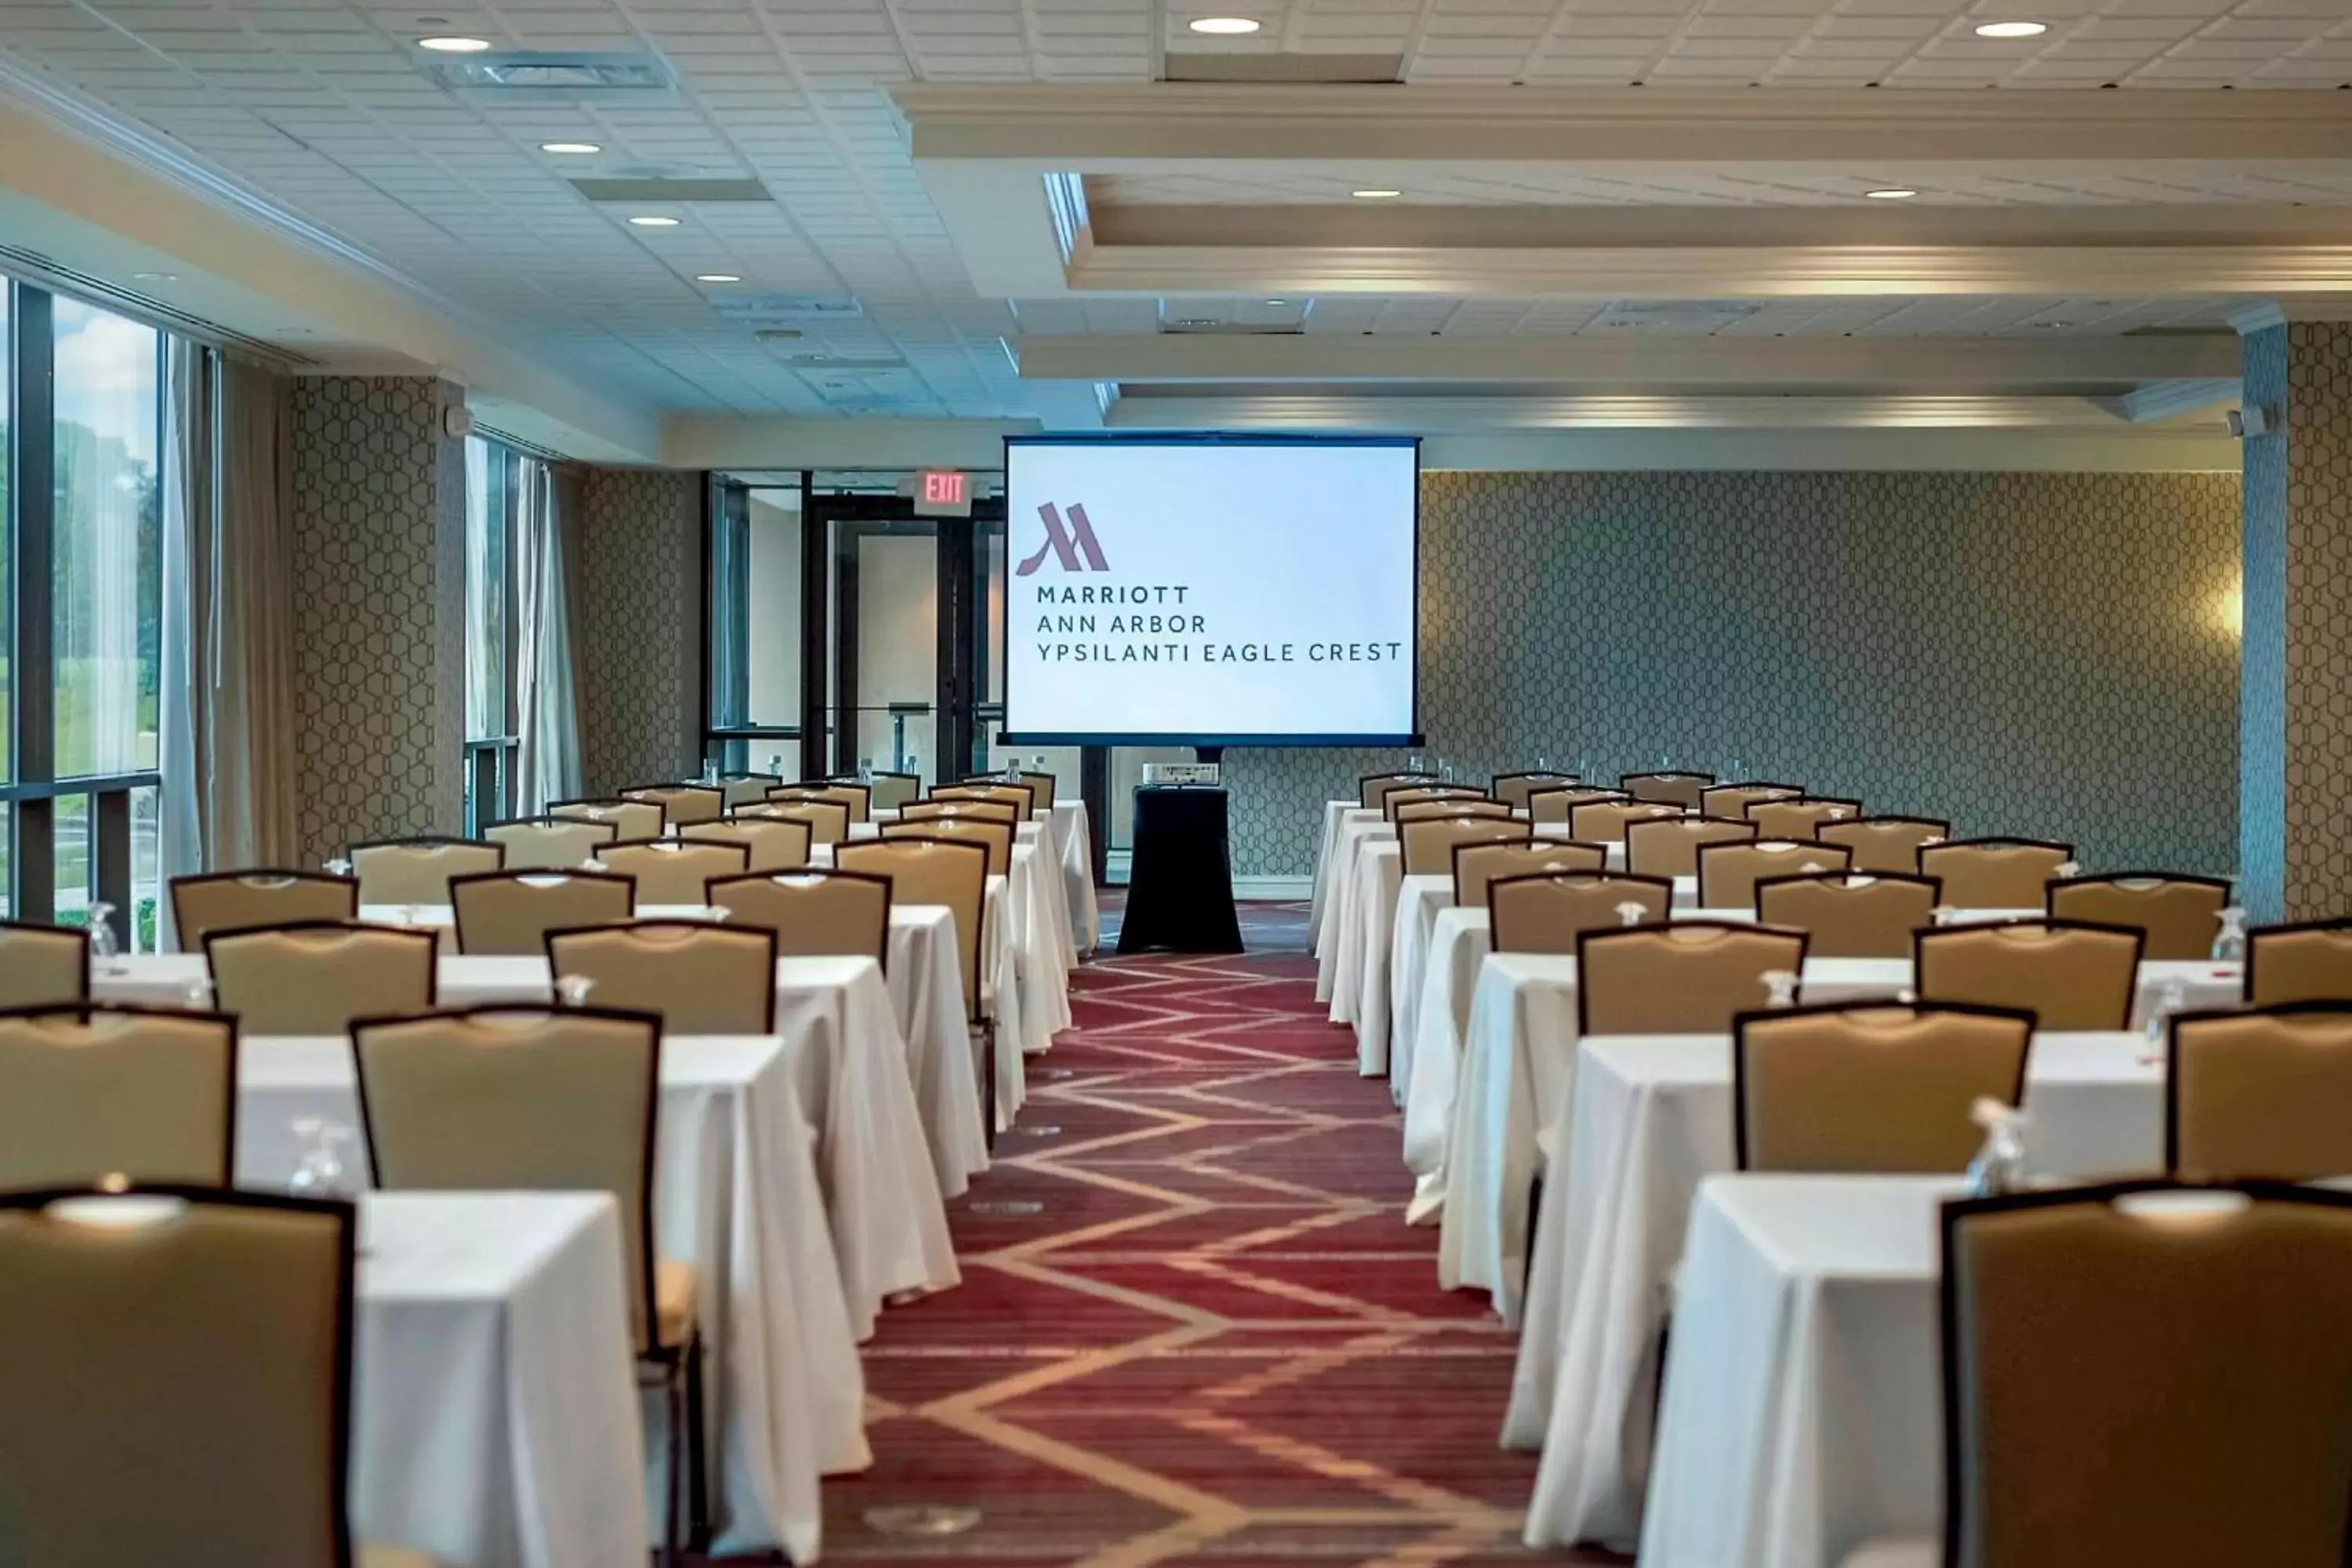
782, 900, 1620, 1568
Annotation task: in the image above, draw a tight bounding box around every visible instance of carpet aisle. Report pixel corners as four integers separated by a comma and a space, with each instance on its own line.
801, 901, 1617, 1567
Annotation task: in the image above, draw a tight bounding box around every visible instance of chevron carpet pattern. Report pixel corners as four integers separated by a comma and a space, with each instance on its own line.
803, 901, 1615, 1568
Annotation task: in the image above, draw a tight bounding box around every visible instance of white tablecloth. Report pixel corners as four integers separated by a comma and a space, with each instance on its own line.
356, 1192, 648, 1568
1049, 800, 1099, 954
1314, 813, 1392, 994
1307, 800, 1362, 950
1515, 1028, 2164, 1552
1639, 1174, 1958, 1568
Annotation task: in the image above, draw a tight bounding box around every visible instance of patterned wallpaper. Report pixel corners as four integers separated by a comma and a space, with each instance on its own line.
286, 376, 463, 864
576, 467, 703, 794
2239, 323, 2288, 920
1226, 470, 2243, 878
2279, 322, 2352, 920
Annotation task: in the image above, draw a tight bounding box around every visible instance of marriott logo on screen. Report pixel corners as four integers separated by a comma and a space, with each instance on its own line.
1017, 502, 1109, 576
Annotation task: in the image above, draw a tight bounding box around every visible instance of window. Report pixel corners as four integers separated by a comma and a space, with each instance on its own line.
463, 434, 544, 832
706, 477, 804, 774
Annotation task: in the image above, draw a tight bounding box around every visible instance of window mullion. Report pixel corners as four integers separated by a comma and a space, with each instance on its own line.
11, 284, 56, 921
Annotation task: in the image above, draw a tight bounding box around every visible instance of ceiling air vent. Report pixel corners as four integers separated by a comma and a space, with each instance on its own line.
424, 51, 673, 97
713, 292, 865, 325
1589, 301, 1763, 332
569, 177, 771, 203
1163, 52, 1403, 84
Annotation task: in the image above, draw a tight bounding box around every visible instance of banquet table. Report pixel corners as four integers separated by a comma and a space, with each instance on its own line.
1638, 1174, 1959, 1568
1307, 800, 1365, 952
1049, 799, 1100, 955
1512, 1028, 2171, 1552
356, 1192, 648, 1568
248, 1035, 868, 1559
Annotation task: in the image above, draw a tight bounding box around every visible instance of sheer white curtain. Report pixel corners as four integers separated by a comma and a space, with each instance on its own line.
159, 346, 301, 937
514, 457, 583, 812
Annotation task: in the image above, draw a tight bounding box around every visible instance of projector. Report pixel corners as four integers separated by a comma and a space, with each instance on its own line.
1143, 763, 1221, 786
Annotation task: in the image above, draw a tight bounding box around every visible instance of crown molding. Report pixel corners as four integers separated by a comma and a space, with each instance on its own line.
1106, 393, 2182, 431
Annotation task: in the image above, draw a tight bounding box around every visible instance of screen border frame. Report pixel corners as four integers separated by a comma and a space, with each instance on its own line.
995, 430, 1425, 750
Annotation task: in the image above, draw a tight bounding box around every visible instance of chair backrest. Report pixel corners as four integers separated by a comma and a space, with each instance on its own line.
1696, 838, 1853, 910
1918, 837, 2073, 909
1400, 815, 1525, 877
205, 923, 437, 1036
2247, 918, 2352, 1007
1392, 797, 1515, 826
1452, 837, 1606, 910
0, 921, 90, 1010
448, 869, 636, 956
1745, 797, 1864, 842
1360, 771, 1436, 810
681, 818, 812, 873
770, 782, 872, 824
549, 797, 666, 841
862, 771, 923, 812
1915, 918, 2143, 1031
1734, 1001, 2032, 1172
1017, 772, 1059, 811
348, 837, 504, 906
717, 774, 782, 808
0, 1005, 238, 1187
739, 799, 849, 846
1817, 814, 1951, 874
2049, 873, 2231, 961
1755, 872, 1943, 958
1700, 782, 1804, 818
1528, 786, 1627, 826
2169, 1004, 2352, 1181
837, 839, 990, 1018
1940, 1181, 2352, 1568
1382, 784, 1486, 822
1487, 872, 1673, 956
546, 921, 776, 1034
484, 815, 617, 870
355, 1007, 665, 1352
619, 783, 725, 827
597, 837, 750, 906
1626, 814, 1757, 879
900, 799, 1022, 827
1577, 922, 1809, 1034
1568, 798, 1681, 844
1490, 771, 1578, 811
1620, 771, 1714, 809
705, 870, 892, 969
882, 817, 1011, 875
170, 871, 358, 949
938, 782, 1034, 818
0, 1185, 356, 1566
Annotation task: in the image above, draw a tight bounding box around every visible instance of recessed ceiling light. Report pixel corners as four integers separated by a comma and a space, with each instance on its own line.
540, 140, 601, 154
1973, 20, 2047, 37
627, 215, 681, 227
1265, 298, 1287, 305
1865, 187, 1917, 199
132, 271, 176, 281
416, 34, 491, 51
1352, 187, 1402, 200
696, 273, 742, 283
1189, 16, 1261, 34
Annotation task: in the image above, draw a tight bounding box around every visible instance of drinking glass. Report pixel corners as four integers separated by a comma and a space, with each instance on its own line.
87, 902, 125, 975
1760, 969, 1799, 1008
555, 974, 596, 1007
324, 857, 354, 878
1615, 901, 1649, 928
2141, 978, 2188, 1065
2212, 906, 2248, 966
288, 1117, 357, 1199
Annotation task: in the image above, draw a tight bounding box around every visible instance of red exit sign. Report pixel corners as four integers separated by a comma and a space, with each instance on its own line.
920, 469, 965, 506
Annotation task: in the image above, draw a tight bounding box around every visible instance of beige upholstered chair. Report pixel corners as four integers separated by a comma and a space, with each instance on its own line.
1452, 838, 1606, 909
170, 871, 358, 949
1400, 815, 1525, 876
862, 771, 923, 812
1490, 771, 1579, 811
449, 870, 635, 956
717, 774, 782, 808
0, 1005, 238, 1187
349, 837, 504, 906
1392, 797, 1515, 826
1577, 923, 1809, 1035
834, 840, 986, 1017
354, 1007, 701, 1557
546, 922, 775, 1034
938, 781, 1036, 818
1755, 872, 1943, 959
2169, 1005, 2352, 1181
1700, 782, 1803, 819
705, 870, 892, 967
1918, 837, 2073, 909
1016, 771, 1058, 812
882, 817, 1011, 875
2049, 873, 2231, 961
738, 799, 849, 847
1568, 798, 1681, 844
1381, 784, 1486, 822
622, 783, 725, 827
1487, 872, 1673, 956
1735, 1002, 2033, 1172
900, 799, 1022, 827
1696, 838, 1853, 910
768, 782, 872, 825
1746, 797, 1864, 842
0, 1185, 447, 1568
1360, 772, 1437, 810
485, 815, 617, 871
0, 922, 89, 1009
1911, 1183, 2352, 1568
1528, 786, 1627, 826
597, 838, 750, 906
681, 818, 812, 873
1626, 815, 1757, 880
2247, 918, 2352, 1007
205, 923, 437, 1036
1817, 815, 1951, 875
551, 797, 666, 841
1621, 771, 1713, 809
1915, 919, 2143, 1031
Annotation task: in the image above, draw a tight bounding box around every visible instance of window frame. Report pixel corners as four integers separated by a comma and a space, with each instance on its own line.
462, 435, 530, 834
